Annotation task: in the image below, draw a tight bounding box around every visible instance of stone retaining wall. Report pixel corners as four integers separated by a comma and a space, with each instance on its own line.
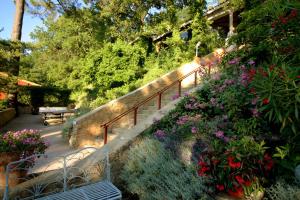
71, 48, 226, 147
0, 108, 16, 128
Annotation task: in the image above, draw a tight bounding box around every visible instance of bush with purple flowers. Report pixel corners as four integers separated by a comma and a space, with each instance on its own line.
0, 129, 49, 158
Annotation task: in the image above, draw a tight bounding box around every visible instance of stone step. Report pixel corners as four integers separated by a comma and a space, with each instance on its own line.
104, 84, 197, 138
137, 113, 147, 119
140, 106, 158, 113
111, 127, 126, 134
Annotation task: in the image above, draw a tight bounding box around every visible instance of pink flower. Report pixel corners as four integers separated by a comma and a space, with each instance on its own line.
191, 126, 197, 134
185, 104, 192, 109
251, 108, 259, 117
240, 65, 246, 70
212, 73, 221, 80
251, 97, 258, 105
248, 60, 255, 65
176, 115, 189, 125
228, 58, 240, 65
154, 130, 166, 139
223, 136, 230, 143
172, 94, 180, 100
224, 79, 235, 85
215, 130, 224, 138
210, 98, 217, 106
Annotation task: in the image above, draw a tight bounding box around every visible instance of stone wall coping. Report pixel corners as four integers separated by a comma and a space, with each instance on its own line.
0, 108, 15, 113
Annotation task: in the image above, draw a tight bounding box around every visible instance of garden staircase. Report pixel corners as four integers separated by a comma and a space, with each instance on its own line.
105, 84, 198, 142
71, 47, 228, 148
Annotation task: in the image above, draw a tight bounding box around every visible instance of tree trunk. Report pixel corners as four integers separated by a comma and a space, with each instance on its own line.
11, 0, 25, 76
11, 0, 25, 116
11, 0, 25, 43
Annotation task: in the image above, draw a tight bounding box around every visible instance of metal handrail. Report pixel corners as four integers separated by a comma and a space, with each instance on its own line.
99, 62, 213, 145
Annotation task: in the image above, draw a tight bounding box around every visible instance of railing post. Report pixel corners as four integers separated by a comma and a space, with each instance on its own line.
134, 107, 138, 125
208, 64, 211, 76
104, 125, 108, 145
194, 71, 197, 87
63, 156, 67, 191
178, 81, 182, 97
4, 165, 9, 200
157, 92, 162, 110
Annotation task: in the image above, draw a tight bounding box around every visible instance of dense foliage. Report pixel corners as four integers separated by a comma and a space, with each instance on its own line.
6, 0, 223, 108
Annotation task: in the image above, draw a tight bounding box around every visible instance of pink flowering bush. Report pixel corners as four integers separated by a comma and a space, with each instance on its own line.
0, 129, 49, 158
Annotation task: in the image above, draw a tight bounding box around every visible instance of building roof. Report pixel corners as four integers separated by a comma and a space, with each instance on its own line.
0, 72, 41, 87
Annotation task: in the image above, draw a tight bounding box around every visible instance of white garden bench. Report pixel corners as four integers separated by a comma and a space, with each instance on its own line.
3, 147, 121, 200
36, 181, 121, 200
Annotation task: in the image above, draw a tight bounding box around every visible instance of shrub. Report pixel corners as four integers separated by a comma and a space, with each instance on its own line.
266, 181, 300, 200
62, 107, 91, 139
0, 100, 8, 111
0, 129, 48, 158
198, 136, 272, 198
121, 138, 208, 200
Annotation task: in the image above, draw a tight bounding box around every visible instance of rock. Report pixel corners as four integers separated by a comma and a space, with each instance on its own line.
295, 165, 300, 182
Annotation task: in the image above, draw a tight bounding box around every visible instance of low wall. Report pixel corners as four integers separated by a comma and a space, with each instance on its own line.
0, 108, 16, 128
71, 48, 226, 147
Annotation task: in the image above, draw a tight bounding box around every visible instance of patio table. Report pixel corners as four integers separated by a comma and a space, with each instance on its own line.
39, 107, 76, 125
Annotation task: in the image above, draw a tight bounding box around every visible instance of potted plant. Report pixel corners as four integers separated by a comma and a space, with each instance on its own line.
0, 129, 48, 190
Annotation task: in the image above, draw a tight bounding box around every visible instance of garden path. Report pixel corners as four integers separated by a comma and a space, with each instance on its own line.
0, 114, 74, 173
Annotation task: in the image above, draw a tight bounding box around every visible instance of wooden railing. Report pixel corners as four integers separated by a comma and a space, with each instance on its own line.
100, 64, 213, 145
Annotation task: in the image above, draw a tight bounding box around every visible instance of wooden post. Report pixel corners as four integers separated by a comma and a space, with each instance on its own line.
157, 93, 162, 110
104, 125, 108, 145
178, 81, 182, 97
194, 71, 197, 87
134, 108, 138, 125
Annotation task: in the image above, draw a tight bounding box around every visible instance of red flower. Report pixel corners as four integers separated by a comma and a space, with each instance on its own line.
269, 65, 275, 71
289, 9, 298, 18
282, 18, 287, 24
279, 16, 288, 24
212, 159, 220, 165
228, 186, 244, 198
216, 184, 225, 191
271, 21, 277, 28
258, 68, 268, 77
264, 153, 272, 161
228, 156, 242, 169
244, 180, 252, 186
262, 98, 269, 105
249, 87, 256, 94
198, 166, 210, 176
235, 175, 245, 185
198, 161, 207, 167
297, 75, 300, 79
265, 161, 274, 171
198, 160, 210, 176
262, 153, 274, 171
